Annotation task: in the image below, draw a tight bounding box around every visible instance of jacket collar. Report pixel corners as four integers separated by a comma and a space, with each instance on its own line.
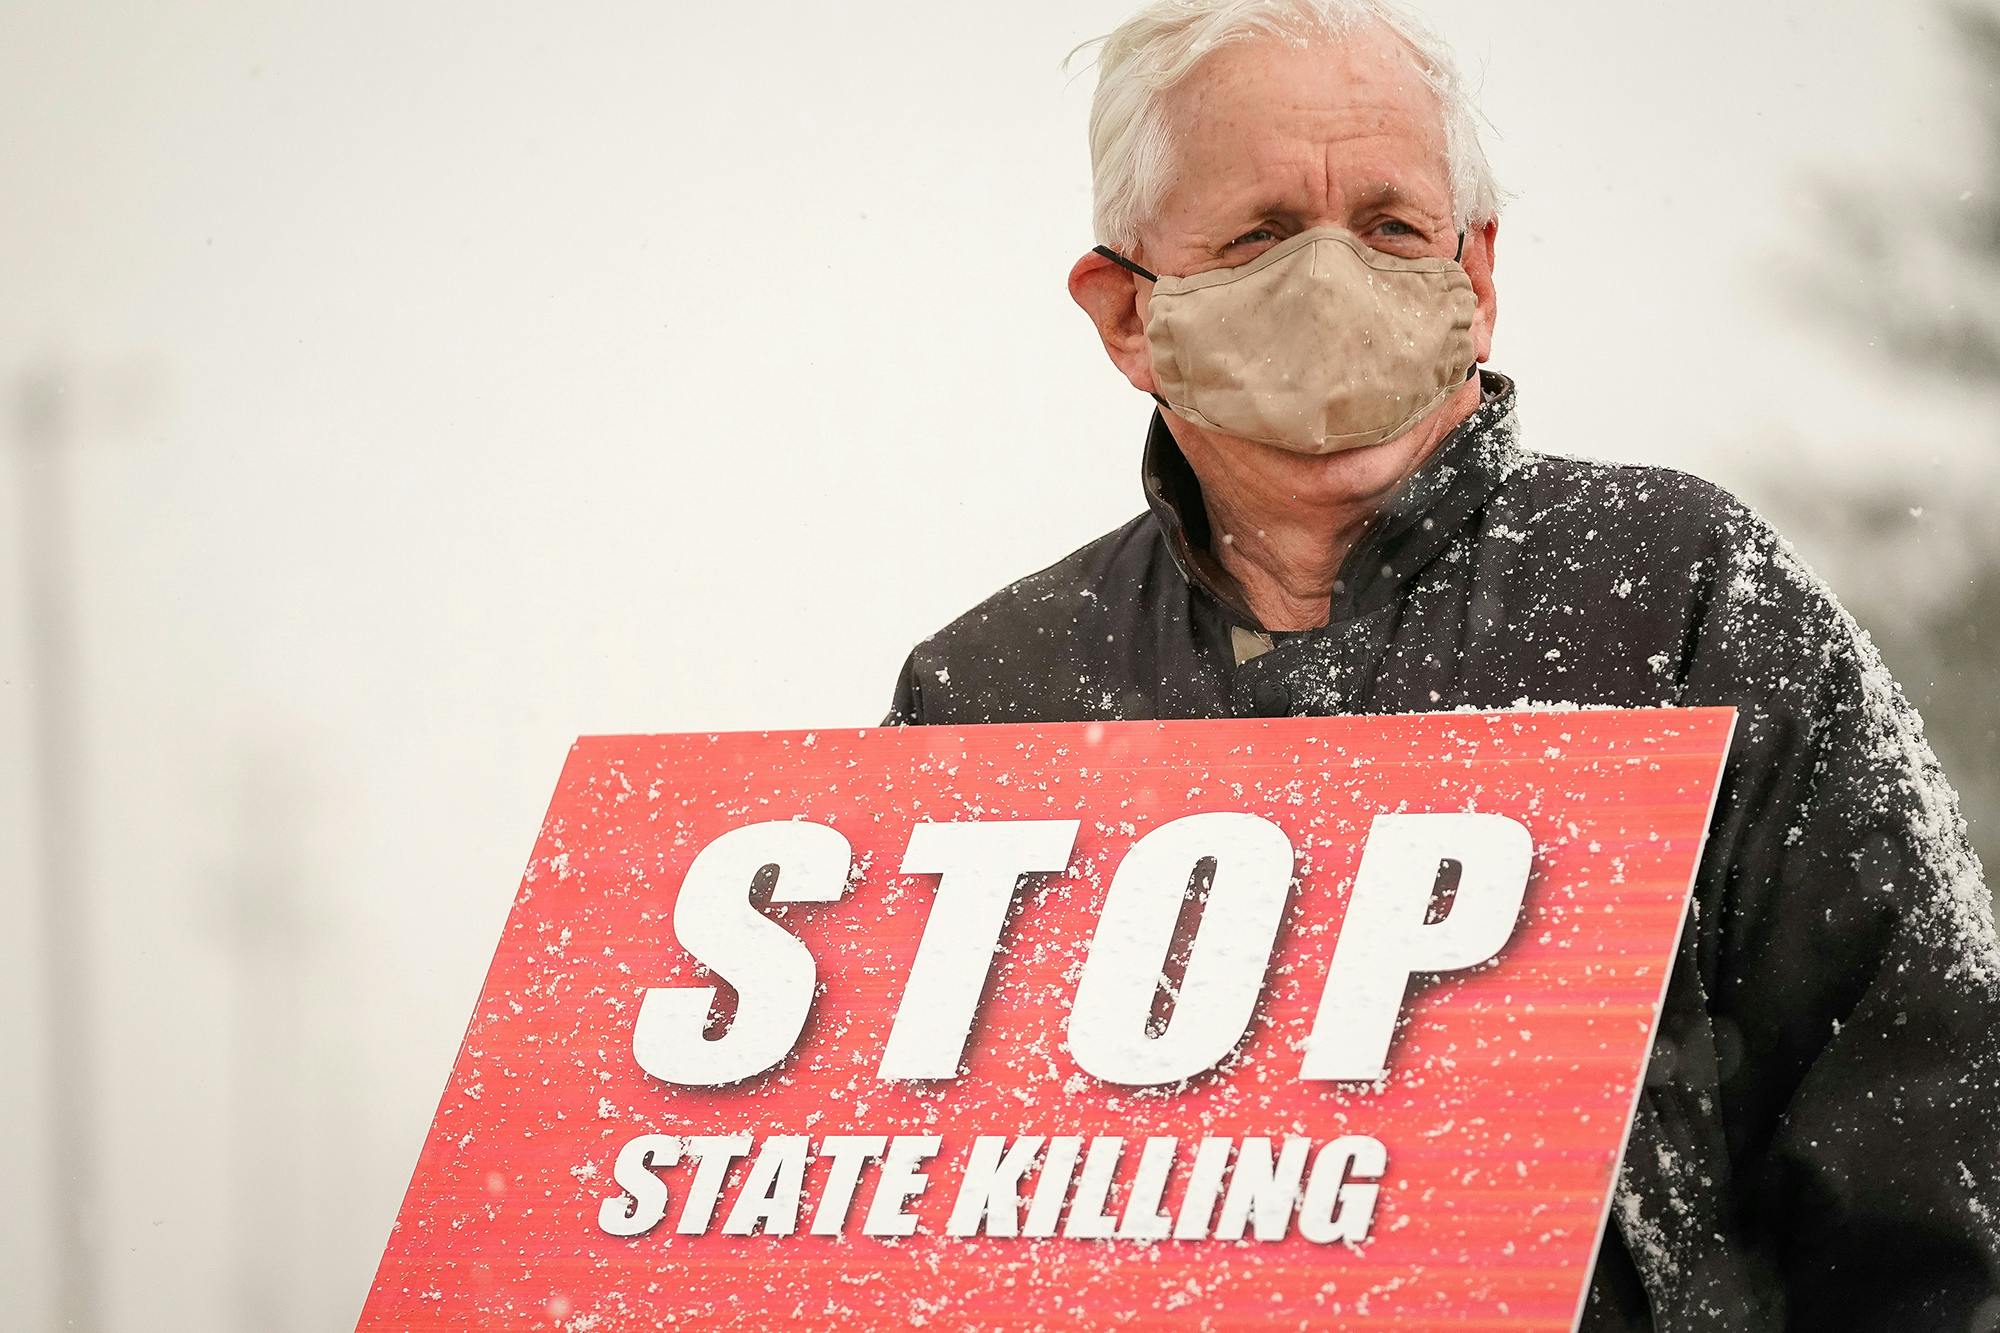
1141, 370, 1523, 630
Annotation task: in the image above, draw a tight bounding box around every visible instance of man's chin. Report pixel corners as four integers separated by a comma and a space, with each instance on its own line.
1238, 431, 1433, 506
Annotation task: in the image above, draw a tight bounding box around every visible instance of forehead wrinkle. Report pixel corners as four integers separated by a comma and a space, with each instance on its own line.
1143, 28, 1459, 254
1162, 55, 1447, 177
1167, 21, 1443, 128
1179, 128, 1443, 231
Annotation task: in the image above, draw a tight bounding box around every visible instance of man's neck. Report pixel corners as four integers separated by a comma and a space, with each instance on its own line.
1183, 377, 1483, 632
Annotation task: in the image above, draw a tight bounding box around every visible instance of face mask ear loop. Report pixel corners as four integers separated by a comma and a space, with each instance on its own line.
1093, 244, 1158, 284
1092, 246, 1171, 410
1453, 230, 1477, 381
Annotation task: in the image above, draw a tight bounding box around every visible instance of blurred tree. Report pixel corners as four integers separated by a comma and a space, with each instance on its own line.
1811, 3, 2000, 389
1761, 0, 2000, 886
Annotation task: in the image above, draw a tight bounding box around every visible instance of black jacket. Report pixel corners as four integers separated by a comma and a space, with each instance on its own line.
885, 372, 2000, 1330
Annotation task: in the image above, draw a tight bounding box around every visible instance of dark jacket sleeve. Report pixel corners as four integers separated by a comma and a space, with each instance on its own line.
1677, 499, 2000, 1329
882, 649, 925, 727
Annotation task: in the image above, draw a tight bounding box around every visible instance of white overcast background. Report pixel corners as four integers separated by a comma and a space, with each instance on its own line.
1, 1, 1992, 1329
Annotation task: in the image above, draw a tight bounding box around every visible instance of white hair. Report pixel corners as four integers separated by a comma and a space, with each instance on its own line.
1071, 0, 1502, 252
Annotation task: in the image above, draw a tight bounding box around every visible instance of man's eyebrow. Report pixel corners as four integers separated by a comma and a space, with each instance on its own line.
1350, 182, 1411, 211
1219, 183, 1438, 231
1226, 198, 1299, 224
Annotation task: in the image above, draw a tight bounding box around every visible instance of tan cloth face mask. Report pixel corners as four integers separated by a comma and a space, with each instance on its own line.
1094, 226, 1479, 455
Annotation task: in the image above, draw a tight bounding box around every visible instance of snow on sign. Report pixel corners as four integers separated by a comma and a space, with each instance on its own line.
359, 709, 1734, 1331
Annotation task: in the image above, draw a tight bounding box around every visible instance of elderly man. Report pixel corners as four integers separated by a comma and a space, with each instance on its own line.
883, 0, 2000, 1327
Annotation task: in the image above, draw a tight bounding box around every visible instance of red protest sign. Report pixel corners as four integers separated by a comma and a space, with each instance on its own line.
358, 708, 1733, 1330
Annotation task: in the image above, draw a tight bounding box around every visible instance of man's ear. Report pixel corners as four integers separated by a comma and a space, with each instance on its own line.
1463, 217, 1500, 364
1067, 249, 1159, 396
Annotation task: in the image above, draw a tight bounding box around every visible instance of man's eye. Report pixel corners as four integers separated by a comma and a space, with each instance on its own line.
1375, 219, 1419, 238
1229, 228, 1280, 248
